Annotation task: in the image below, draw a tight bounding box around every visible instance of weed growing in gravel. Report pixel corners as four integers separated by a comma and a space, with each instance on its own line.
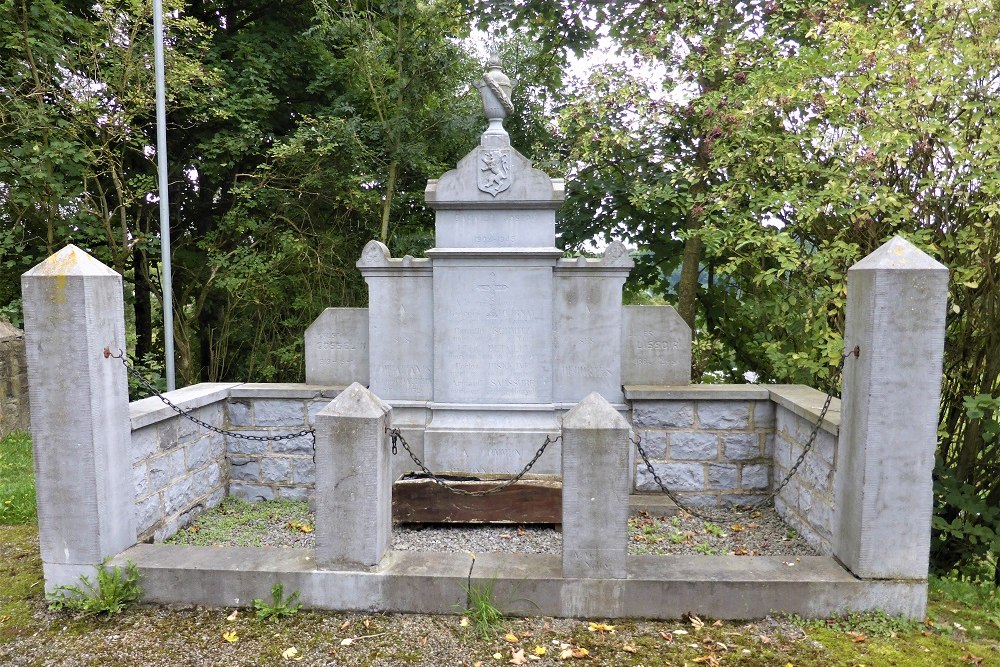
253, 582, 302, 622
460, 578, 504, 640
47, 559, 142, 616
703, 522, 726, 537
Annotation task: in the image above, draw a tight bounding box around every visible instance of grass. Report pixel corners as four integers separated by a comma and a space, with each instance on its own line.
0, 431, 35, 525
165, 496, 312, 547
460, 577, 505, 640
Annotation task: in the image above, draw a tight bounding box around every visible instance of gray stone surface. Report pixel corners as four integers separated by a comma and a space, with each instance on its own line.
304, 308, 369, 386
669, 432, 718, 460
253, 399, 306, 427
561, 393, 631, 579
129, 383, 239, 430
697, 401, 750, 429
315, 383, 392, 568
621, 306, 691, 386
358, 242, 434, 401
553, 244, 632, 403
635, 463, 703, 492
624, 385, 770, 400
632, 400, 695, 428
22, 245, 137, 591
768, 384, 840, 435
707, 464, 738, 490
741, 464, 770, 490
722, 433, 760, 460
835, 236, 947, 580
120, 544, 929, 619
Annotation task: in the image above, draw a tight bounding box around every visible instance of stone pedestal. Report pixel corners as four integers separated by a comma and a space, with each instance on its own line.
561, 393, 631, 578
834, 237, 948, 580
21, 245, 136, 591
314, 383, 392, 568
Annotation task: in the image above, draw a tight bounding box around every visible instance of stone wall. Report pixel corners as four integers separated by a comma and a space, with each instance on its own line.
129, 384, 236, 541
224, 384, 339, 502
626, 387, 774, 505
0, 321, 30, 438
769, 386, 840, 555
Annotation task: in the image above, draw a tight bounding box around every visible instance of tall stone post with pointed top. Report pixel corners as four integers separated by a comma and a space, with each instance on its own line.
21, 245, 136, 591
834, 236, 948, 589
562, 392, 631, 580
314, 382, 393, 568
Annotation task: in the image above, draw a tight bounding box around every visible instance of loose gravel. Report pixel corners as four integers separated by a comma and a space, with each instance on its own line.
166, 498, 817, 557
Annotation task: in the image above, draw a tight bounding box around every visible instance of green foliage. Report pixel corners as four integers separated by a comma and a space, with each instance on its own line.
253, 583, 302, 622
460, 578, 504, 640
0, 431, 35, 525
47, 559, 143, 616
166, 497, 312, 548
805, 610, 920, 638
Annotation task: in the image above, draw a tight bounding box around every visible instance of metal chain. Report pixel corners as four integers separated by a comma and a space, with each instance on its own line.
633, 346, 860, 522
105, 348, 317, 457
388, 427, 557, 497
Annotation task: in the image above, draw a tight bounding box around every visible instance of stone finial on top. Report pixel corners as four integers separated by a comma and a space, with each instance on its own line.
473, 52, 514, 145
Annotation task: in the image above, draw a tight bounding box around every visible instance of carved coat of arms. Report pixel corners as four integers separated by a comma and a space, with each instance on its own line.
478, 148, 512, 196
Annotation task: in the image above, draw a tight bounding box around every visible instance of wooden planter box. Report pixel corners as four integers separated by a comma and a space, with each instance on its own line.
392, 472, 562, 524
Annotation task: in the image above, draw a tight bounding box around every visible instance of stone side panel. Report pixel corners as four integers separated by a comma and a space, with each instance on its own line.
631, 398, 774, 505
223, 397, 334, 503
772, 405, 837, 555
0, 322, 30, 437
131, 402, 228, 542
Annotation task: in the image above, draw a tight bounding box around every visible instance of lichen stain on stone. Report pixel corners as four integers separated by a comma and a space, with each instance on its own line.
53, 274, 67, 305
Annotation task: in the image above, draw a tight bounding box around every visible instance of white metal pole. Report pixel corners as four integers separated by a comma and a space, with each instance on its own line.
153, 0, 176, 391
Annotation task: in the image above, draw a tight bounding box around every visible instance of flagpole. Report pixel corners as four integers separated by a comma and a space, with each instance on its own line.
153, 0, 176, 390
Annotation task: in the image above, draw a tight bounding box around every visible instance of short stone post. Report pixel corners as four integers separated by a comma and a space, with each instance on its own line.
314, 382, 392, 568
834, 236, 948, 581
21, 245, 136, 591
562, 392, 631, 579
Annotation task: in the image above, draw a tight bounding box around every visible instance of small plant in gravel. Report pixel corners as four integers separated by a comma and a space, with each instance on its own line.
460, 578, 504, 640
47, 559, 142, 616
693, 543, 718, 555
253, 582, 302, 622
703, 522, 726, 538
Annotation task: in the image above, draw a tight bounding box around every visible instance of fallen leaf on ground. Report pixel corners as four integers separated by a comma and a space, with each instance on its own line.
734, 548, 749, 556
730, 524, 744, 532
690, 615, 705, 630
622, 643, 637, 653
673, 628, 689, 635
571, 647, 589, 658
588, 622, 615, 633
221, 630, 238, 643
493, 652, 503, 660
281, 647, 303, 661
533, 645, 547, 656
340, 620, 350, 630
659, 631, 673, 642
340, 638, 354, 646
460, 617, 470, 627
510, 648, 528, 665
846, 631, 866, 643
504, 632, 520, 643
226, 609, 238, 621
713, 620, 723, 627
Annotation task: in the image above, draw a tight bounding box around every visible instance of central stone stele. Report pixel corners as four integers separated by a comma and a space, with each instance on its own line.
305, 58, 691, 477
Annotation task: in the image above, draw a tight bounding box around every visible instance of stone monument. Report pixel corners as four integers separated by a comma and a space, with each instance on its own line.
306, 57, 692, 476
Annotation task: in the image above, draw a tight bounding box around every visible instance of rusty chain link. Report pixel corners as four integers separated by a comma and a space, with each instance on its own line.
388, 427, 557, 497
632, 345, 860, 522
106, 348, 316, 460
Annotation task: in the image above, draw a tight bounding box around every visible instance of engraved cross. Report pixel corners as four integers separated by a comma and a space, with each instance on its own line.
476, 272, 509, 319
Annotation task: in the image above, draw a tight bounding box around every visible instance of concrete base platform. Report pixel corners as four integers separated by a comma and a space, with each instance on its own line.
116, 545, 927, 619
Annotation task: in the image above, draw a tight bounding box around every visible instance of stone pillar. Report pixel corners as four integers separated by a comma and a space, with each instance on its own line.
834, 236, 948, 580
561, 392, 631, 579
21, 245, 136, 591
314, 382, 392, 568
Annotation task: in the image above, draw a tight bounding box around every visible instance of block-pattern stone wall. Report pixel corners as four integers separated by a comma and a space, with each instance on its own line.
772, 405, 838, 555
224, 389, 339, 502
0, 322, 30, 438
131, 402, 227, 542
629, 392, 774, 505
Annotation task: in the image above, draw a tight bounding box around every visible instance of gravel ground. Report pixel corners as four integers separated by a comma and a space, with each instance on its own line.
166, 498, 817, 557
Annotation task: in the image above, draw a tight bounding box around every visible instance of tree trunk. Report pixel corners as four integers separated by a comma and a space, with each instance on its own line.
379, 160, 398, 243
676, 232, 703, 329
